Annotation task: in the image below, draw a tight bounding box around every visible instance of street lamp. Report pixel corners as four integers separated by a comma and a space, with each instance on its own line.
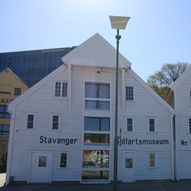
109, 16, 130, 190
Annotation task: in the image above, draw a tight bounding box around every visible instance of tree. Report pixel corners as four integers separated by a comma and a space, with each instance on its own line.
147, 63, 188, 98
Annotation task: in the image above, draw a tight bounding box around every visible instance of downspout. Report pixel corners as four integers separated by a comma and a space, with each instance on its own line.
173, 114, 178, 181
68, 64, 72, 111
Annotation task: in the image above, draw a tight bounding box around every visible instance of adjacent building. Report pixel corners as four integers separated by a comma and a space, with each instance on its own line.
0, 68, 28, 172
0, 47, 75, 87
171, 65, 191, 180
6, 34, 175, 184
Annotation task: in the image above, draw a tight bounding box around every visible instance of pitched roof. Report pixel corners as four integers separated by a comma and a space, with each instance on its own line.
0, 67, 28, 88
171, 65, 191, 90
62, 33, 131, 69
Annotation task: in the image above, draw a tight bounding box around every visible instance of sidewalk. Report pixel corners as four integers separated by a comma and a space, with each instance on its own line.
1, 176, 191, 191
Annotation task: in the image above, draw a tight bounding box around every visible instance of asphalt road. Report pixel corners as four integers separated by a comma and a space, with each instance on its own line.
1, 174, 191, 191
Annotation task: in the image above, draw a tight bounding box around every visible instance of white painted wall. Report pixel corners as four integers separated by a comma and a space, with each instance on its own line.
174, 73, 191, 180
7, 65, 174, 183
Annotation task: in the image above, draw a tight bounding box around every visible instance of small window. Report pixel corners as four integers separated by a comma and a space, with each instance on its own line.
127, 118, 133, 132
14, 88, 21, 96
55, 82, 67, 97
149, 118, 155, 132
126, 86, 134, 100
60, 153, 67, 167
149, 153, 156, 168
125, 158, 133, 168
62, 83, 67, 97
52, 115, 59, 130
39, 156, 47, 167
189, 118, 191, 134
55, 82, 61, 97
27, 114, 34, 129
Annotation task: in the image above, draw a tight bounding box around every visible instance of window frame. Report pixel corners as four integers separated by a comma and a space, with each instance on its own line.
26, 113, 36, 129
54, 81, 68, 97
51, 114, 61, 130
14, 87, 21, 96
59, 152, 68, 168
84, 82, 110, 111
148, 117, 156, 133
0, 105, 10, 119
0, 124, 10, 137
148, 152, 156, 168
127, 117, 133, 132
126, 86, 134, 101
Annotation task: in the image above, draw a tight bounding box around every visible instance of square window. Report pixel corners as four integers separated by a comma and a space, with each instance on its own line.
38, 156, 47, 167
14, 88, 21, 96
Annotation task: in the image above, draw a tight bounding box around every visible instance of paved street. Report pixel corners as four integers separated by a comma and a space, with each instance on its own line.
2, 174, 191, 191
2, 181, 191, 191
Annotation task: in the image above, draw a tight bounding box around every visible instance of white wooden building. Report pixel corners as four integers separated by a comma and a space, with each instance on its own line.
171, 65, 191, 180
6, 34, 175, 184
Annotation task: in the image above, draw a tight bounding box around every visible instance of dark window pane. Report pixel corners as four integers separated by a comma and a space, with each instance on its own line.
84, 117, 110, 131
149, 118, 155, 132
126, 86, 134, 100
60, 153, 67, 167
62, 82, 67, 97
27, 114, 34, 129
127, 118, 133, 132
85, 83, 110, 98
52, 115, 59, 129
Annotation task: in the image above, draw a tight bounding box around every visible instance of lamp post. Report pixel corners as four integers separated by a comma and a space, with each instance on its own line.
109, 16, 130, 190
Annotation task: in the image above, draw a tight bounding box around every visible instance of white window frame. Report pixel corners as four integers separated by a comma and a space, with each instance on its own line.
83, 116, 110, 146
26, 113, 36, 129
148, 117, 156, 133
84, 81, 111, 111
51, 114, 61, 130
59, 152, 69, 168
54, 81, 68, 98
127, 117, 134, 132
126, 85, 135, 101
148, 152, 157, 168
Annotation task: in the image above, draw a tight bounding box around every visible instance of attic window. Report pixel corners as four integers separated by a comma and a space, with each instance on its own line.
55, 82, 67, 97
14, 88, 21, 96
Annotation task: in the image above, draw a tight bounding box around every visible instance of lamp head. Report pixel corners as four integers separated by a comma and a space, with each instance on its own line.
109, 16, 130, 30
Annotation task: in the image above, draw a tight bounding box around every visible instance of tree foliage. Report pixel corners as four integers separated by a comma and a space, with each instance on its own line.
147, 63, 188, 98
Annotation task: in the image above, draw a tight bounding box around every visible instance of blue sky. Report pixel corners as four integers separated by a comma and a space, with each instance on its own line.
1, 0, 191, 81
